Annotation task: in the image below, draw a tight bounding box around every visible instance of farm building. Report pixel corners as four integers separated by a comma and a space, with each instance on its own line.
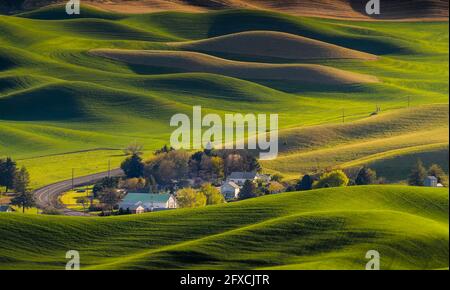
119, 193, 177, 213
424, 176, 438, 187
221, 181, 241, 200
227, 172, 258, 185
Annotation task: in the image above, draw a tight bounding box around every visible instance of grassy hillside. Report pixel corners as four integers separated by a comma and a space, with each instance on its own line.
0, 5, 448, 187
262, 104, 449, 180
172, 30, 377, 61
90, 48, 379, 84
0, 185, 447, 270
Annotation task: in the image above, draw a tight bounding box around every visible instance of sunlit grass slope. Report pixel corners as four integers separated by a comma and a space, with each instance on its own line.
0, 5, 448, 186
262, 104, 449, 180
0, 185, 447, 270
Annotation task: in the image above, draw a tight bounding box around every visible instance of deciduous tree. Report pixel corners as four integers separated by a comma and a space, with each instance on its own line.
428, 164, 448, 187
314, 170, 349, 189
11, 192, 35, 213
98, 188, 121, 214
355, 166, 377, 185
123, 141, 144, 156
199, 183, 225, 205
176, 188, 207, 208
267, 182, 284, 194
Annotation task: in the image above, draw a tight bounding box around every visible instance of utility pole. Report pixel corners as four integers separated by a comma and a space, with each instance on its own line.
71, 168, 74, 190
108, 160, 111, 179
407, 96, 411, 108
342, 108, 345, 123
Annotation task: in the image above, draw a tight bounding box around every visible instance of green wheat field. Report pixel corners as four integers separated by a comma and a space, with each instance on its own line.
0, 2, 448, 270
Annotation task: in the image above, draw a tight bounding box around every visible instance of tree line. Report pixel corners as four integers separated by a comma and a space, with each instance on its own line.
408, 159, 448, 187
120, 145, 261, 188
0, 158, 35, 213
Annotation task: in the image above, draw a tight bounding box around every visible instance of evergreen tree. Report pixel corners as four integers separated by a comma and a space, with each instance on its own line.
13, 166, 30, 194
248, 156, 262, 173
121, 154, 144, 178
408, 159, 427, 186
239, 180, 258, 200
296, 175, 313, 191
10, 166, 34, 213
0, 157, 17, 192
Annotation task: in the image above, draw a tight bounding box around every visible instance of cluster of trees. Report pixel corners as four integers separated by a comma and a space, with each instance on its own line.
176, 183, 225, 208
292, 166, 378, 192
0, 158, 35, 213
291, 160, 448, 193
120, 145, 262, 187
91, 176, 123, 215
408, 159, 448, 187
238, 179, 285, 200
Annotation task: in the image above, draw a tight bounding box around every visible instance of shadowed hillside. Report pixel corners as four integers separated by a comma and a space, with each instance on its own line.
2, 0, 448, 19
173, 31, 377, 61
90, 49, 379, 84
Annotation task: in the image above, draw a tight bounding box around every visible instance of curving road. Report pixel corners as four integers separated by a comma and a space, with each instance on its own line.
34, 169, 123, 216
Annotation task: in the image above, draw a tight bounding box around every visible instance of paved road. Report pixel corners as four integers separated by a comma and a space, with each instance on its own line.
33, 169, 123, 216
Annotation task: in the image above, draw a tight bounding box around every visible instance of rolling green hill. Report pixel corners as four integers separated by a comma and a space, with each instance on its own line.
0, 186, 447, 270
0, 5, 448, 187
262, 104, 449, 180
0, 4, 448, 271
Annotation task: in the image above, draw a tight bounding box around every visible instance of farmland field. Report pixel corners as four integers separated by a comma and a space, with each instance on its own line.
0, 1, 448, 271
0, 4, 448, 185
0, 186, 448, 270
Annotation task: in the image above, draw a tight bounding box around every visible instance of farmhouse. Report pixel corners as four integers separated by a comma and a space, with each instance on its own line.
424, 176, 438, 187
221, 181, 241, 200
119, 193, 177, 213
227, 172, 258, 185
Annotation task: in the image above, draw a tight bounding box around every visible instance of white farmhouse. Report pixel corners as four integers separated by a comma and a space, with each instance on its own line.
221, 181, 241, 200
424, 176, 438, 187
